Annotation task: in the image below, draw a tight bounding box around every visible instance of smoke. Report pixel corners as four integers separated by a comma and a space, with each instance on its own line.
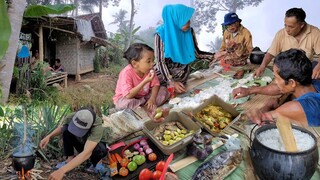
11, 122, 35, 157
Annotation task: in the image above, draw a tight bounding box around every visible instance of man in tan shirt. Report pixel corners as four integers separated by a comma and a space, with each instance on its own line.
215, 12, 253, 66
254, 8, 320, 79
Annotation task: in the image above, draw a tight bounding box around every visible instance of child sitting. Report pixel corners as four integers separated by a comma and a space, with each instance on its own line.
113, 43, 170, 112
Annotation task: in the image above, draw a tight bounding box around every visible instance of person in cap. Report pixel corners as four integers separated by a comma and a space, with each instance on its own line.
154, 4, 216, 94
40, 108, 109, 180
215, 12, 253, 66
254, 8, 320, 79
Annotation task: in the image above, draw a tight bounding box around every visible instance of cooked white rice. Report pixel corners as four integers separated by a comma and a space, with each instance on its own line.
257, 128, 315, 152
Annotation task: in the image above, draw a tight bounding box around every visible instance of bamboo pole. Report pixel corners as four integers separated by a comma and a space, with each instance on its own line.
39, 26, 44, 61
276, 115, 297, 152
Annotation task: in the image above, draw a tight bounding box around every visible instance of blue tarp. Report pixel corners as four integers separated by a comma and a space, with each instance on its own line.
17, 45, 30, 58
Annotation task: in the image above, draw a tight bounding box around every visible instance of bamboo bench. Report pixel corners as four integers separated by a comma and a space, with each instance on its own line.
45, 72, 68, 88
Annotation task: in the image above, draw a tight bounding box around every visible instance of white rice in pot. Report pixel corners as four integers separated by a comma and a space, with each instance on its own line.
257, 128, 315, 152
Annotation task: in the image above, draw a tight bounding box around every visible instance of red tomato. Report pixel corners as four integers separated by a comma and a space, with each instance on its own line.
139, 168, 153, 180
156, 161, 166, 172
152, 170, 162, 180
148, 153, 157, 161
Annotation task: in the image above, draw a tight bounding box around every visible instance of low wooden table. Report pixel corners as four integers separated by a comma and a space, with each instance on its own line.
45, 72, 68, 88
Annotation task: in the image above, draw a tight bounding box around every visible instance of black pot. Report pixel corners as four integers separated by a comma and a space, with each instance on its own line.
249, 124, 319, 180
249, 51, 265, 64
12, 155, 36, 171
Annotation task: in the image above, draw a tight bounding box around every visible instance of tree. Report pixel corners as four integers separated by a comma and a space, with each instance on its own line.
206, 36, 223, 52
0, 3, 75, 103
137, 27, 156, 48
0, 0, 27, 104
26, 0, 121, 15
192, 0, 263, 33
109, 9, 128, 32
125, 0, 135, 50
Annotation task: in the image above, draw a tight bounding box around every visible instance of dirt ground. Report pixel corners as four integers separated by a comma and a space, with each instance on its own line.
0, 71, 118, 180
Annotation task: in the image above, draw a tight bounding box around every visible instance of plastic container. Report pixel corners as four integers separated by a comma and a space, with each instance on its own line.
143, 111, 201, 155
167, 76, 175, 99
187, 95, 240, 136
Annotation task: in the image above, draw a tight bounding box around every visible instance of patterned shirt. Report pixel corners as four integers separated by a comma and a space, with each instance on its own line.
154, 28, 214, 86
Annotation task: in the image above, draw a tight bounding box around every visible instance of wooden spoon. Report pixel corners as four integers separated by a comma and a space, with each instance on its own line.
276, 115, 297, 152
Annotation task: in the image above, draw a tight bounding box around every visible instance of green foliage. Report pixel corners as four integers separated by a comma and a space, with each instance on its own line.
93, 54, 101, 73
107, 33, 125, 65
190, 59, 210, 73
137, 27, 156, 49
31, 103, 71, 158
0, 106, 18, 159
24, 4, 76, 17
29, 62, 59, 102
93, 47, 109, 72
0, 104, 71, 160
0, 1, 11, 60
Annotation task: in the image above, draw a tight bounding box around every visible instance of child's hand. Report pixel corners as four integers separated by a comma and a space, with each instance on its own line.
143, 70, 155, 83
145, 98, 156, 111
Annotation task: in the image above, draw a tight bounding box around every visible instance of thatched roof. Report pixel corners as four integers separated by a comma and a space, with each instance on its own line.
21, 13, 116, 47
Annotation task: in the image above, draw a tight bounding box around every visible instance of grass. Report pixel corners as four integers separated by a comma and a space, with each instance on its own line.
58, 63, 124, 110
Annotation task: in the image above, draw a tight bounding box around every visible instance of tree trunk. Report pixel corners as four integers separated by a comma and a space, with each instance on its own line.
0, 0, 27, 104
125, 0, 135, 50
99, 0, 102, 18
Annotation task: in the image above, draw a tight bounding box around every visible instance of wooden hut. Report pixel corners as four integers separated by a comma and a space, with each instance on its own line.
21, 13, 114, 80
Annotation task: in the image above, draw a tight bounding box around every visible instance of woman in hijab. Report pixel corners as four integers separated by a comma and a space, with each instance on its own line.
154, 4, 215, 93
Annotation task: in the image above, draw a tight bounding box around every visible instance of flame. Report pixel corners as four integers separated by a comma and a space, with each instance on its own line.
17, 167, 31, 180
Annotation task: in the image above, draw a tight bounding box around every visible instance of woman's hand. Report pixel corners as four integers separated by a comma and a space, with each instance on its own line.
174, 81, 186, 93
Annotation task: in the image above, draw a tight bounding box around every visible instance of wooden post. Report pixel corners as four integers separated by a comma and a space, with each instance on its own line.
39, 26, 44, 61
75, 39, 81, 81
276, 115, 297, 152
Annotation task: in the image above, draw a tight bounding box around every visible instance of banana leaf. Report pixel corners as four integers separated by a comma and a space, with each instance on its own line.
0, 1, 11, 60
24, 4, 76, 17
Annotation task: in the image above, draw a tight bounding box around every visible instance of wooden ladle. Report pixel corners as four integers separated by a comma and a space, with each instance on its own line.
276, 115, 298, 152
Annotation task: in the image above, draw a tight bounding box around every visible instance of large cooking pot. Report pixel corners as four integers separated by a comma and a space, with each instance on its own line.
12, 151, 36, 171
249, 51, 265, 64
249, 124, 319, 180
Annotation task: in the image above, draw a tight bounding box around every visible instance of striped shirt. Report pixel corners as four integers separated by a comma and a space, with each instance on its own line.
154, 28, 214, 86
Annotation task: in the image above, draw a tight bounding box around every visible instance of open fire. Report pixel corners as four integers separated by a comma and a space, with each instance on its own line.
16, 168, 31, 180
